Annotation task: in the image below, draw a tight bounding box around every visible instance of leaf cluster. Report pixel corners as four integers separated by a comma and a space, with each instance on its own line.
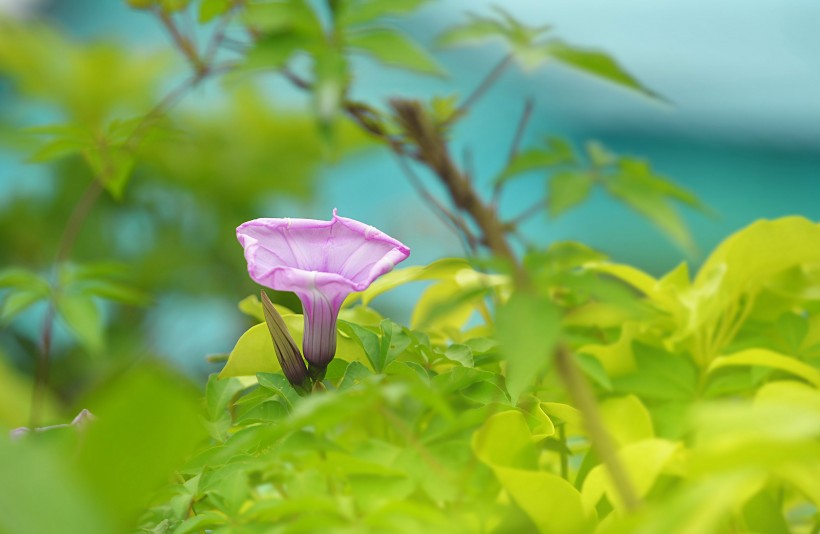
143, 217, 820, 533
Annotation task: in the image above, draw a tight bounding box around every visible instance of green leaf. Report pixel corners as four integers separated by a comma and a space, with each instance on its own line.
495, 141, 575, 186
1, 289, 47, 323
198, 0, 231, 22
618, 157, 704, 210
379, 319, 410, 369
159, 0, 190, 12
174, 511, 228, 534
575, 330, 640, 375
0, 438, 115, 534
437, 18, 507, 48
775, 312, 808, 353
496, 292, 560, 403
238, 294, 294, 323
126, 0, 155, 9
57, 293, 103, 352
698, 217, 820, 313
241, 0, 323, 36
352, 258, 471, 307
709, 349, 820, 388
241, 33, 312, 73
547, 171, 593, 217
612, 343, 697, 401
473, 412, 593, 533
78, 280, 150, 306
545, 40, 664, 101
540, 402, 582, 427
432, 366, 499, 395
437, 8, 550, 65
28, 134, 90, 162
77, 364, 205, 529
257, 372, 302, 408
339, 321, 381, 371
338, 0, 429, 27
346, 29, 444, 76
575, 352, 611, 390
220, 323, 280, 378
221, 313, 367, 377
472, 411, 538, 469
494, 467, 594, 534
204, 373, 253, 440
411, 280, 492, 333
606, 167, 695, 255
741, 490, 790, 534
83, 145, 135, 200
598, 394, 654, 447
582, 438, 679, 511
585, 141, 616, 167
444, 343, 474, 367
0, 268, 49, 292
338, 360, 373, 390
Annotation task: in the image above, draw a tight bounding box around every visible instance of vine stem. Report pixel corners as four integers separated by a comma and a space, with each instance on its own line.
555, 344, 640, 511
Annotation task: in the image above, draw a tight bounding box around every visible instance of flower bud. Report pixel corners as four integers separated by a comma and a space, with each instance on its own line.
261, 291, 310, 393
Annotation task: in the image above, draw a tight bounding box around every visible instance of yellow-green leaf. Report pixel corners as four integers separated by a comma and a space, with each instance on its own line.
547, 171, 593, 217
496, 292, 559, 403
220, 316, 368, 378
545, 41, 664, 101
582, 438, 679, 511
709, 349, 820, 388
347, 29, 444, 76
598, 394, 654, 447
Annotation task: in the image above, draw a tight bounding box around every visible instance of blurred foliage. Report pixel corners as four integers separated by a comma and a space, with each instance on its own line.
150, 217, 820, 533
0, 1, 818, 534
162, 218, 820, 533
0, 12, 368, 397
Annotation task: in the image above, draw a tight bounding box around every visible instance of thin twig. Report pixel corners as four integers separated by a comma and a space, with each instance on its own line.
493, 98, 534, 207
390, 99, 528, 285
559, 424, 569, 481
125, 62, 236, 150
29, 303, 55, 427
447, 54, 513, 124
507, 98, 534, 165
394, 154, 478, 253
157, 9, 204, 74
280, 67, 311, 90
204, 4, 237, 65
506, 199, 545, 230
55, 180, 104, 264
463, 147, 475, 185
220, 37, 251, 53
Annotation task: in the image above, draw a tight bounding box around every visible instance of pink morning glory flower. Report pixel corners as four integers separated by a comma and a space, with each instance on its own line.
237, 209, 410, 371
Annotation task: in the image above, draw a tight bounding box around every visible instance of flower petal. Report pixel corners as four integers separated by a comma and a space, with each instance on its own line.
237, 210, 410, 369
